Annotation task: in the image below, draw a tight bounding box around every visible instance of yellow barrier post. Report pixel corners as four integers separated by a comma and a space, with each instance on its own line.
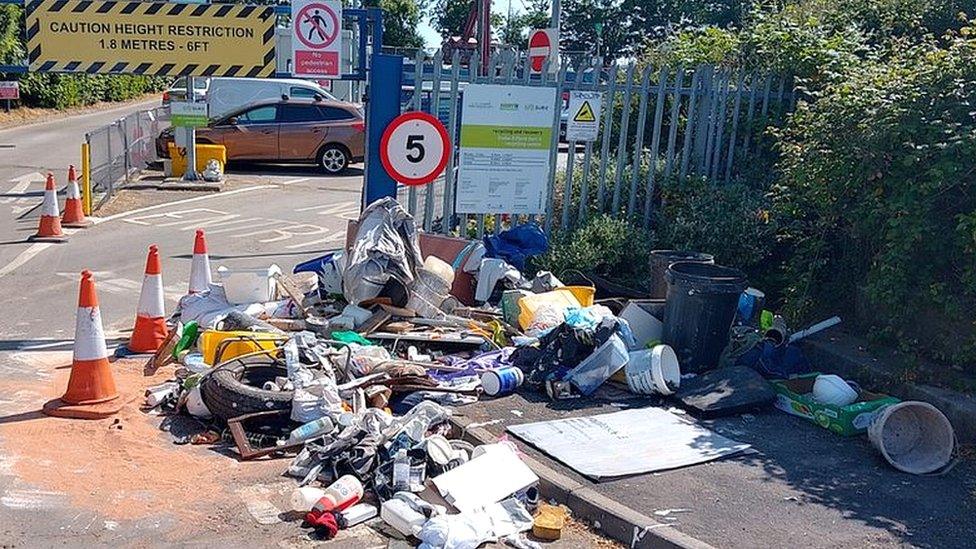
81, 142, 92, 215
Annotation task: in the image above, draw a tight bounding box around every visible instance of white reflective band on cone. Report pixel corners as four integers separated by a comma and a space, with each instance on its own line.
137, 274, 165, 318
41, 190, 59, 217
66, 181, 81, 200
189, 253, 212, 292
74, 306, 109, 361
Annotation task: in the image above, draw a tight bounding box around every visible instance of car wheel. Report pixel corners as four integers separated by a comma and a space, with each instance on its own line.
318, 144, 349, 175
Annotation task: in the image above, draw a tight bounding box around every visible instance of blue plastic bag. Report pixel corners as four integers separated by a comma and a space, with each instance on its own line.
483, 223, 548, 271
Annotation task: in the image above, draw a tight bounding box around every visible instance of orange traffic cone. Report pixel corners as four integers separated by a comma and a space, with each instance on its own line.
31, 172, 67, 242
43, 271, 124, 419
188, 229, 212, 294
127, 245, 169, 353
61, 165, 91, 228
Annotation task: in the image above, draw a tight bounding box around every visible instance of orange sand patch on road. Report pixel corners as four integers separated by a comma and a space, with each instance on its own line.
0, 352, 280, 522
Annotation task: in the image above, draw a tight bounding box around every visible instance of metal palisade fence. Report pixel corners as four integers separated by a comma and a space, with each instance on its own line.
86, 105, 169, 208
398, 49, 793, 236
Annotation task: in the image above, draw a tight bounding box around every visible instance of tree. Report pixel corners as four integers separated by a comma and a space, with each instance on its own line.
562, 0, 633, 57
363, 0, 425, 48
428, 0, 504, 43
498, 0, 551, 46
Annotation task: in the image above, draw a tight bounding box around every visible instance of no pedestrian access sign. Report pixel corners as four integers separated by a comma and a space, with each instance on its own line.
291, 0, 342, 78
380, 112, 450, 186
26, 0, 275, 77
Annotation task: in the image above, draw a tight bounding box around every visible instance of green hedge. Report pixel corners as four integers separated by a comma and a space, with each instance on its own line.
15, 73, 168, 110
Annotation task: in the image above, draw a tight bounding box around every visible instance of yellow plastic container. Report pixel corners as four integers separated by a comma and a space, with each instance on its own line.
198, 330, 286, 365
517, 289, 583, 330
564, 285, 595, 307
168, 143, 227, 176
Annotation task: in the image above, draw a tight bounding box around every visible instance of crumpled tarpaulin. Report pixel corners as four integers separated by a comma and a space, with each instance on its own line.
343, 197, 424, 306
483, 223, 548, 271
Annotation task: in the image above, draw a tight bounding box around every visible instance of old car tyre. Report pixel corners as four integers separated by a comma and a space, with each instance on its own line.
318, 144, 350, 174
200, 360, 293, 422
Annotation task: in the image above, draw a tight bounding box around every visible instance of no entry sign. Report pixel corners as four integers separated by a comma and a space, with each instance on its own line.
292, 0, 342, 78
380, 112, 450, 186
528, 28, 558, 74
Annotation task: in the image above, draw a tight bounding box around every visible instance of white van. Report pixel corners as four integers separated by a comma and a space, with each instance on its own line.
204, 77, 340, 120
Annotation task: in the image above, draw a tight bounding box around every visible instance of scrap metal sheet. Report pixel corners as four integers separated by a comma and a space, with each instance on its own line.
507, 407, 751, 480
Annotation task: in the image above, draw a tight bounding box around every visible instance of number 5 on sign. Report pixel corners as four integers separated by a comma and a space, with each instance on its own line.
380, 112, 450, 186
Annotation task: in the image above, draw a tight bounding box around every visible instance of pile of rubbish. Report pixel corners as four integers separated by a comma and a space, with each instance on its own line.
69, 196, 955, 544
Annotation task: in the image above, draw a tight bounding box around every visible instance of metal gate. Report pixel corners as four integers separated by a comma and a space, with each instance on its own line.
391, 49, 793, 236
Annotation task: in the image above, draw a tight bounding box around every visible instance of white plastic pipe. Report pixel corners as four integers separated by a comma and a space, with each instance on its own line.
789, 316, 842, 344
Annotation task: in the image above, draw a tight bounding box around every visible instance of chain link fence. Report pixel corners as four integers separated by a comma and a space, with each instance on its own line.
85, 106, 169, 208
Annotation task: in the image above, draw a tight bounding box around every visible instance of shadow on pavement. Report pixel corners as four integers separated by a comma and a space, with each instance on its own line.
0, 337, 130, 352
226, 161, 365, 178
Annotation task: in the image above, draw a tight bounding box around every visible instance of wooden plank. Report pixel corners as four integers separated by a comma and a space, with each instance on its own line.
696, 66, 716, 175
643, 66, 669, 227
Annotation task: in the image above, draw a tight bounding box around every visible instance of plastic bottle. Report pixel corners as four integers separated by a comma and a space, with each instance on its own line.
392, 449, 411, 492
311, 475, 364, 513
290, 486, 326, 513
285, 416, 335, 444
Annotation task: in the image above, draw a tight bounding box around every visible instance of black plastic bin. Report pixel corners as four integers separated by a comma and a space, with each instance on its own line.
648, 250, 714, 299
663, 261, 747, 373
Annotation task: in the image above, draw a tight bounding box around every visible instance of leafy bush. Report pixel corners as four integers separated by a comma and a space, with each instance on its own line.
773, 27, 976, 368
657, 177, 779, 286
532, 215, 654, 290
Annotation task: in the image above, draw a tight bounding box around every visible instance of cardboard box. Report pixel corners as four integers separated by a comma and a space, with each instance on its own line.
770, 373, 899, 436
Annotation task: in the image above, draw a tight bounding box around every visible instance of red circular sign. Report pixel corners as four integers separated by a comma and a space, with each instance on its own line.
380, 112, 451, 186
296, 3, 340, 49
529, 30, 552, 72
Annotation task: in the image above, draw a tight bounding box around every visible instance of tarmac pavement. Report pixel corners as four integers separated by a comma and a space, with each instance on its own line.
454, 386, 976, 549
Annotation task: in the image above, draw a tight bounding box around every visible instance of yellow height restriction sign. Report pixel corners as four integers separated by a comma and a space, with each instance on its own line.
27, 0, 276, 77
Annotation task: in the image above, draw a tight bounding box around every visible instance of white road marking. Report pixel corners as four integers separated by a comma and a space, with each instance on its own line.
96, 185, 275, 223
295, 200, 356, 213
123, 208, 229, 228
1, 489, 65, 510
0, 243, 52, 281
0, 180, 32, 204
277, 177, 310, 186
284, 230, 346, 249
207, 217, 280, 235
178, 212, 241, 230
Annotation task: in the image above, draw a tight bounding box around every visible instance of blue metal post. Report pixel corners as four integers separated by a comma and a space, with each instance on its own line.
363, 53, 402, 207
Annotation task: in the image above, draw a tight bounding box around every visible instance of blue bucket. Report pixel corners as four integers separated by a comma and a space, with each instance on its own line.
480, 367, 525, 397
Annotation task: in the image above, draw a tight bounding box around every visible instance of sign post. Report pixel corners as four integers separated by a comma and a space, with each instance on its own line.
456, 84, 556, 214
170, 101, 208, 128
380, 112, 450, 186
528, 28, 557, 74
291, 0, 343, 78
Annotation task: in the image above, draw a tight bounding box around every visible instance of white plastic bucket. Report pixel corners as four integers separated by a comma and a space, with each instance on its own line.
868, 401, 955, 475
625, 344, 681, 395
217, 264, 281, 305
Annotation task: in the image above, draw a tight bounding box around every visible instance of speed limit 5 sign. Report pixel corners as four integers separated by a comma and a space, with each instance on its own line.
380, 112, 450, 186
